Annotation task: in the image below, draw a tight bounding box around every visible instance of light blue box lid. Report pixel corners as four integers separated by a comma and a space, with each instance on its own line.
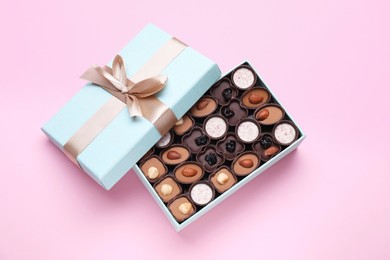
42, 24, 221, 190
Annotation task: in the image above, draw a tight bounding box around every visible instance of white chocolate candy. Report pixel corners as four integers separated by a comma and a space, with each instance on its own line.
160, 184, 173, 196
233, 67, 255, 89
274, 123, 297, 145
156, 132, 172, 148
178, 202, 192, 215
205, 117, 227, 139
237, 121, 259, 143
190, 183, 213, 205
147, 167, 159, 179
217, 172, 229, 185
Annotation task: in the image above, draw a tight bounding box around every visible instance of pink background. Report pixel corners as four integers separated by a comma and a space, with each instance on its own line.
1, 0, 389, 259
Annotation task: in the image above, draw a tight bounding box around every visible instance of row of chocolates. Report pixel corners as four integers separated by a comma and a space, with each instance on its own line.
137, 63, 300, 222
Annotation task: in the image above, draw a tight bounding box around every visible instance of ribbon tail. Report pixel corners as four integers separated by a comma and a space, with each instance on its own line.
125, 95, 143, 117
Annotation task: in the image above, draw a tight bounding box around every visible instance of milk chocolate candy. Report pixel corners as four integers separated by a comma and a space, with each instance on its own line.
190, 96, 217, 118
161, 145, 190, 165
232, 152, 260, 176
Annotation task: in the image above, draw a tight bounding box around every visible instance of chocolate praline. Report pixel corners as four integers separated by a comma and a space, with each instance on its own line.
210, 79, 238, 105
174, 162, 204, 184
196, 146, 224, 172
161, 145, 190, 165
173, 115, 194, 135
236, 119, 261, 143
209, 167, 237, 193
232, 152, 260, 176
189, 181, 215, 206
182, 127, 210, 154
154, 177, 182, 203
220, 99, 248, 126
273, 121, 298, 146
140, 155, 168, 183
168, 195, 196, 222
204, 115, 228, 140
255, 104, 285, 125
241, 87, 270, 109
231, 65, 257, 90
216, 133, 245, 160
190, 96, 218, 118
155, 130, 173, 148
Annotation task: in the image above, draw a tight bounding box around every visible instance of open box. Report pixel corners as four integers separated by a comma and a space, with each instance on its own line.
42, 24, 304, 232
132, 63, 305, 231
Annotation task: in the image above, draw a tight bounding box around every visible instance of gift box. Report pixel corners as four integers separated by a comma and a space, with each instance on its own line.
42, 24, 221, 190
132, 62, 305, 231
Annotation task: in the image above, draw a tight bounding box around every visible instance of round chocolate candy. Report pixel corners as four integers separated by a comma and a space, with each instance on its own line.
236, 119, 261, 143
189, 182, 215, 206
231, 66, 257, 90
204, 115, 228, 140
273, 121, 298, 146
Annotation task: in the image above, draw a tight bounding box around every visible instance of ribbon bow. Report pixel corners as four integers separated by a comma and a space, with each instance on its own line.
81, 55, 167, 117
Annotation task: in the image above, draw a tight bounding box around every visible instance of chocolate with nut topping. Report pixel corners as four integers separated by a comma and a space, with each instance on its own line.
190, 96, 217, 118
210, 167, 237, 193
140, 156, 167, 182
161, 145, 190, 165
232, 152, 260, 176
174, 162, 204, 184
173, 115, 194, 135
242, 87, 270, 109
168, 196, 196, 222
255, 104, 285, 125
154, 177, 182, 203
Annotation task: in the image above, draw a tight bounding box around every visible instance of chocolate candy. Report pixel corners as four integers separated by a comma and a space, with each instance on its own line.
255, 104, 285, 125
236, 119, 261, 143
173, 115, 194, 135
182, 127, 210, 153
161, 145, 190, 165
242, 88, 270, 109
140, 156, 168, 182
232, 66, 256, 90
209, 167, 237, 193
168, 196, 196, 222
189, 182, 215, 206
210, 79, 237, 105
204, 115, 228, 140
220, 99, 248, 126
216, 134, 245, 160
273, 121, 298, 145
197, 146, 224, 172
174, 162, 204, 184
232, 152, 260, 176
154, 177, 182, 203
190, 96, 217, 118
156, 131, 173, 148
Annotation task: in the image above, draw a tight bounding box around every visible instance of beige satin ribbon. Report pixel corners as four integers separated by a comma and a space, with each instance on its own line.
63, 38, 187, 166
